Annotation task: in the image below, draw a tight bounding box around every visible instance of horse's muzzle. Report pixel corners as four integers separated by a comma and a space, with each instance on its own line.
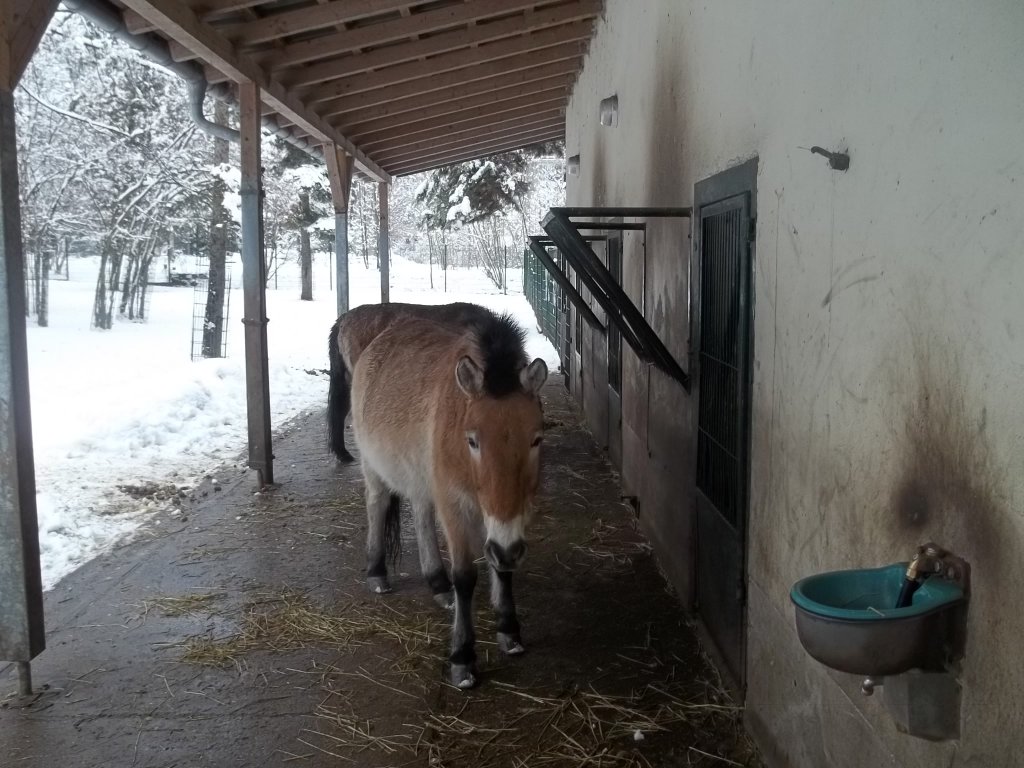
485, 539, 527, 572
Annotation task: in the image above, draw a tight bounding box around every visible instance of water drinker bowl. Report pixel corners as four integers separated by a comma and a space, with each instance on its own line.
791, 562, 967, 677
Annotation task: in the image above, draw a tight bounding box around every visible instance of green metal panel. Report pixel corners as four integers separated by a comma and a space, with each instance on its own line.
522, 246, 562, 356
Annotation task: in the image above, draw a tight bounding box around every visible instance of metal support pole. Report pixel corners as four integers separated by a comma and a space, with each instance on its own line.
378, 182, 390, 303
335, 211, 349, 315
324, 146, 351, 318
0, 87, 45, 668
239, 81, 273, 487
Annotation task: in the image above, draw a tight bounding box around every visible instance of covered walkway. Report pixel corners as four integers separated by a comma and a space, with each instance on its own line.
1, 384, 759, 767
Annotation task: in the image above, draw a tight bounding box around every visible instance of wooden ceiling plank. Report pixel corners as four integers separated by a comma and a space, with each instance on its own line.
218, 0, 414, 46
341, 77, 571, 136
301, 23, 591, 104
321, 57, 579, 120
268, 0, 596, 72
356, 99, 566, 150
117, 0, 389, 181
258, 0, 541, 61
372, 117, 565, 164
292, 18, 591, 92
385, 127, 564, 174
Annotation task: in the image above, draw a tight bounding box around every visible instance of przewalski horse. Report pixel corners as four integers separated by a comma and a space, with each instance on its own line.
350, 312, 547, 689
327, 302, 497, 462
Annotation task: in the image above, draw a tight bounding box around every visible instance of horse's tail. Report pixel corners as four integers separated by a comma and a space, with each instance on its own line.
327, 314, 356, 463
384, 493, 402, 567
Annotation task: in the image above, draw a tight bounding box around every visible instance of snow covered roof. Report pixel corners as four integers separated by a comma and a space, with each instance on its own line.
100, 0, 601, 179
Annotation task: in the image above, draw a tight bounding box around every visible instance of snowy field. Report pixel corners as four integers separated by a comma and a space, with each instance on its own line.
29, 253, 556, 590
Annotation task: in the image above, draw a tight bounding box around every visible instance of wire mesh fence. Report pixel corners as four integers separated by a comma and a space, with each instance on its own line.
190, 255, 234, 361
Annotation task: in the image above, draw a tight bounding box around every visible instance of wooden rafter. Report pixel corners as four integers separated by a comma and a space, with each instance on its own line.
341, 77, 572, 137
292, 19, 591, 94
356, 99, 566, 150
372, 118, 565, 166
259, 0, 597, 75
389, 129, 565, 176
301, 26, 589, 106
217, 0, 413, 46
318, 58, 581, 122
116, 0, 389, 181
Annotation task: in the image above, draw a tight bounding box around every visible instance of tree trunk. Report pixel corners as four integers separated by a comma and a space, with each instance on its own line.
37, 251, 49, 327
299, 190, 313, 301
93, 239, 113, 329
203, 100, 230, 358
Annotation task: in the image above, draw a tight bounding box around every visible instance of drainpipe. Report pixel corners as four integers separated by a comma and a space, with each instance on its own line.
62, 0, 319, 156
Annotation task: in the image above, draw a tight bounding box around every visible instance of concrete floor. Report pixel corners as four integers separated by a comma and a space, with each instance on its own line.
0, 383, 760, 768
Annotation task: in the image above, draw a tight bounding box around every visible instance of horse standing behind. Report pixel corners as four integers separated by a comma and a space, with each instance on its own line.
327, 302, 496, 462
351, 312, 547, 689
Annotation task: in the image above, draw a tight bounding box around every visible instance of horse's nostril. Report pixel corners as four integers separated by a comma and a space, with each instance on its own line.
507, 541, 527, 564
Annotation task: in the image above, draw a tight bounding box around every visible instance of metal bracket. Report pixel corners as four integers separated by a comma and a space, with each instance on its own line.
540, 207, 693, 390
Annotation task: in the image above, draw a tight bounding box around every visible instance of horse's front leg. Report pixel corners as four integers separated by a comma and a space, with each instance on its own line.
447, 531, 479, 689
490, 567, 524, 655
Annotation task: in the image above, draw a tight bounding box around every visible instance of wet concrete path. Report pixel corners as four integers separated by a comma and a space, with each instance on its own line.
1, 383, 760, 767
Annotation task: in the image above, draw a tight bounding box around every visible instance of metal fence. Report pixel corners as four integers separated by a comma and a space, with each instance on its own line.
523, 245, 564, 360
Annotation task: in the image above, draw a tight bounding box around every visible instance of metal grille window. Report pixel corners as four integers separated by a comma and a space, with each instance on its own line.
607, 238, 622, 394
695, 203, 748, 527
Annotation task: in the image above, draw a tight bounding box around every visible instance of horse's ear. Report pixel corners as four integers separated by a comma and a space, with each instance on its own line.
456, 356, 484, 397
520, 358, 548, 395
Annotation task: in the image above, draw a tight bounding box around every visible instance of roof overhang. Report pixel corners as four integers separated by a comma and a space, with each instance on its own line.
95, 0, 603, 179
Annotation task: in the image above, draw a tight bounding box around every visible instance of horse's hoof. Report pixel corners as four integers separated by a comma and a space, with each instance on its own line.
367, 576, 392, 594
433, 590, 455, 610
497, 632, 525, 656
450, 664, 478, 690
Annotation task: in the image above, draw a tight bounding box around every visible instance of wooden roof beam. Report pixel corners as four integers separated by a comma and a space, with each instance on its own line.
387, 130, 565, 176
341, 77, 572, 137
289, 18, 592, 92
117, 0, 389, 182
356, 99, 566, 150
301, 24, 591, 105
262, 0, 596, 73
216, 0, 414, 46
372, 118, 565, 166
320, 57, 581, 122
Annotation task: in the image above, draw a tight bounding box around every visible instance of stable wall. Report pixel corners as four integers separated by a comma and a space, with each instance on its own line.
565, 2, 1024, 765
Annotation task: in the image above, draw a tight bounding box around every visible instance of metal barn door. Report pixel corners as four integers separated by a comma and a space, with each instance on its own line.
606, 236, 623, 468
694, 164, 755, 688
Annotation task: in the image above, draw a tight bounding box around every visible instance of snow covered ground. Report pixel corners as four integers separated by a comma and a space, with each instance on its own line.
29, 253, 555, 590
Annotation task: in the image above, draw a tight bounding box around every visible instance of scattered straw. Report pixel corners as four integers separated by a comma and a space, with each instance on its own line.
177, 591, 446, 669
143, 592, 224, 617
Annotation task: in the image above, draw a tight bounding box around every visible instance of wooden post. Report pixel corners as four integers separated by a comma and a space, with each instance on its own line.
0, 0, 59, 680
378, 181, 390, 303
324, 145, 352, 317
239, 81, 273, 487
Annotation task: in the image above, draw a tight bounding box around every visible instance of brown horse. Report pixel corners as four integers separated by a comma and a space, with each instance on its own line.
327, 302, 496, 462
350, 312, 547, 689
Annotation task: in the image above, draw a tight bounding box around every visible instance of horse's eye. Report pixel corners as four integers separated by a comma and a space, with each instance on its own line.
531, 435, 544, 448
467, 435, 480, 450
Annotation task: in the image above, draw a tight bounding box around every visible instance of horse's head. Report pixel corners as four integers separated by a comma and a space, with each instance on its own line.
455, 354, 547, 572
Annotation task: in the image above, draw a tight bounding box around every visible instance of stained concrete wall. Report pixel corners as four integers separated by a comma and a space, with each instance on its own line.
565, 1, 1024, 765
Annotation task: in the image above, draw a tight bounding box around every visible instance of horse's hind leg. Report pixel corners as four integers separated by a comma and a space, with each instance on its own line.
490, 567, 525, 655
363, 465, 397, 594
411, 500, 453, 609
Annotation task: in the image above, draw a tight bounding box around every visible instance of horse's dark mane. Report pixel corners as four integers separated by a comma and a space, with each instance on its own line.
470, 312, 528, 397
